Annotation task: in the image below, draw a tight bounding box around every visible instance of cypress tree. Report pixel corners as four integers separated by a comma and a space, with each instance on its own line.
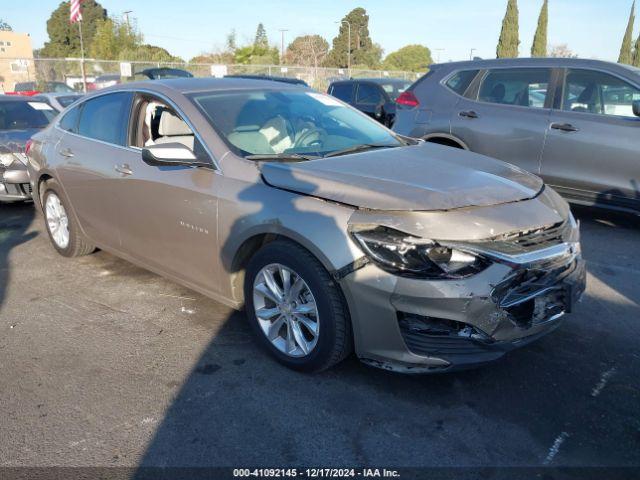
619, 1, 635, 64
531, 0, 548, 57
633, 33, 640, 66
496, 0, 520, 58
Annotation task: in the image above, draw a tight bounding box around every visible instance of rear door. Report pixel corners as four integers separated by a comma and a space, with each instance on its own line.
354, 82, 386, 123
449, 67, 554, 175
53, 92, 133, 248
540, 68, 640, 210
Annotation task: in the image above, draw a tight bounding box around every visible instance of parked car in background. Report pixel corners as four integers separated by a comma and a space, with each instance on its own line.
135, 67, 194, 80
87, 74, 121, 91
27, 78, 585, 373
7, 81, 76, 97
32, 93, 83, 112
328, 78, 412, 127
393, 58, 640, 215
1, 96, 56, 202
225, 74, 309, 86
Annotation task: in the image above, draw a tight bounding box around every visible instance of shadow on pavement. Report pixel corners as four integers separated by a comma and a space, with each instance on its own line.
0, 202, 36, 314
132, 185, 640, 473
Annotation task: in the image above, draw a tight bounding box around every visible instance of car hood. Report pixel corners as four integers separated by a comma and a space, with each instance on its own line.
0, 129, 40, 153
260, 143, 544, 211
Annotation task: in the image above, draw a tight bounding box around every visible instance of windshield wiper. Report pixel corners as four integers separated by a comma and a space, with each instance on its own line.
323, 143, 400, 158
245, 153, 319, 162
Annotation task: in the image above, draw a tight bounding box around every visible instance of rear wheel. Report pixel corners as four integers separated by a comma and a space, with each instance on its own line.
244, 240, 352, 372
42, 180, 95, 258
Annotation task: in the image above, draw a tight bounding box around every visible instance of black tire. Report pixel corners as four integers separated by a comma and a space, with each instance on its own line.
41, 179, 95, 258
244, 240, 353, 372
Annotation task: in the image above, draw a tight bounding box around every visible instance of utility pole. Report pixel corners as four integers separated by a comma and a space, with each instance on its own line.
278, 29, 289, 63
469, 48, 476, 60
336, 20, 351, 76
123, 10, 133, 32
435, 48, 444, 63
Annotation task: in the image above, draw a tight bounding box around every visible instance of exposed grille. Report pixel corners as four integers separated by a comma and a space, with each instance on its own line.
19, 183, 32, 195
472, 221, 571, 255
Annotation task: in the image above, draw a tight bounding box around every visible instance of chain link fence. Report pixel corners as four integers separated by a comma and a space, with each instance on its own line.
1, 57, 422, 93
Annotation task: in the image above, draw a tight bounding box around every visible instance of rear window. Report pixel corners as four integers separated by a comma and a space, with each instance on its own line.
57, 95, 81, 108
379, 81, 412, 101
445, 70, 479, 96
329, 83, 354, 102
0, 101, 56, 130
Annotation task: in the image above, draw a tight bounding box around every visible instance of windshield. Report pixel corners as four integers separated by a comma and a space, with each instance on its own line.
0, 101, 56, 130
380, 81, 412, 100
190, 89, 403, 158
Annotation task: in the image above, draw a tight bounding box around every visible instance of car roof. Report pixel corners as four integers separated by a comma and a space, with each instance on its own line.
430, 57, 635, 74
329, 77, 410, 85
33, 92, 82, 99
100, 77, 309, 94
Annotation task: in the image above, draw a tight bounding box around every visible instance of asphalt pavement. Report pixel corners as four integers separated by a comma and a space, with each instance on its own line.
0, 201, 638, 475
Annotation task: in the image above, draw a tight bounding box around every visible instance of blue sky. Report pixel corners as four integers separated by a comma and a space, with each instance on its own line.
3, 0, 635, 62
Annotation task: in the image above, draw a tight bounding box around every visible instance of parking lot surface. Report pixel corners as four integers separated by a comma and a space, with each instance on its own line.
0, 202, 639, 470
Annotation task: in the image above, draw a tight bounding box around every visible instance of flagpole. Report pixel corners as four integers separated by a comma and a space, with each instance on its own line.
78, 19, 87, 93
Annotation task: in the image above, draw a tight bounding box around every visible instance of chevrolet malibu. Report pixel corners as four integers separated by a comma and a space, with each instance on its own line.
27, 78, 586, 373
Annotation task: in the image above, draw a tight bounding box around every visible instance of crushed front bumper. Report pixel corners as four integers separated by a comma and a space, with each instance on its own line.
339, 246, 586, 373
0, 163, 32, 202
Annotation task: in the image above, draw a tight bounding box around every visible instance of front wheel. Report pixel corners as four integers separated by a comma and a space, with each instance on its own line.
244, 240, 352, 372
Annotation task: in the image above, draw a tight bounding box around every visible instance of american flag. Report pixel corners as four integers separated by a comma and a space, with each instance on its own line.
70, 0, 83, 23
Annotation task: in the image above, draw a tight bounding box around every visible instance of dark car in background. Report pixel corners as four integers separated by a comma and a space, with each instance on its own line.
135, 67, 194, 80
225, 74, 309, 86
0, 96, 56, 202
328, 78, 412, 127
393, 58, 640, 215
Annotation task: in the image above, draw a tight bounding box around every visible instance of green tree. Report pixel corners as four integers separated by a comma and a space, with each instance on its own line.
619, 1, 636, 64
89, 17, 140, 60
226, 29, 237, 53
633, 33, 640, 66
254, 23, 269, 49
531, 0, 548, 57
40, 0, 107, 57
284, 35, 329, 67
496, 0, 519, 58
119, 45, 183, 63
234, 44, 279, 65
383, 45, 432, 72
325, 8, 381, 68
0, 18, 12, 31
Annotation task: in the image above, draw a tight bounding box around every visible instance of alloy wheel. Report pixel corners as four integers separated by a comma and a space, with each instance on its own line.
252, 263, 320, 357
45, 192, 70, 249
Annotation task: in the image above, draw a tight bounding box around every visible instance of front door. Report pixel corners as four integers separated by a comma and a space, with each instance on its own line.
116, 94, 222, 294
540, 68, 640, 210
450, 67, 553, 175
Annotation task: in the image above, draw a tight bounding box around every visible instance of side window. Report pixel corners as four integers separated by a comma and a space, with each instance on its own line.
59, 105, 81, 133
478, 68, 551, 108
131, 96, 198, 153
77, 92, 132, 145
330, 83, 353, 102
563, 69, 640, 117
356, 83, 383, 105
445, 70, 479, 96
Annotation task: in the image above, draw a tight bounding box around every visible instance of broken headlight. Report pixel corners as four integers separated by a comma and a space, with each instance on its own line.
351, 227, 490, 279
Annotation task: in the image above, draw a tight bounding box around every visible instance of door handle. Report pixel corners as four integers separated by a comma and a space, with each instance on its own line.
114, 164, 133, 176
459, 110, 478, 119
59, 148, 74, 158
551, 123, 579, 132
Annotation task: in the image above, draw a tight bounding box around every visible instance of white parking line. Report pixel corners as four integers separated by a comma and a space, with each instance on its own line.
591, 367, 617, 397
543, 431, 569, 465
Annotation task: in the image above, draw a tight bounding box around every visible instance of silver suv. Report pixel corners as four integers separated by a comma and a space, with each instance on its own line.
393, 58, 640, 215
28, 78, 585, 373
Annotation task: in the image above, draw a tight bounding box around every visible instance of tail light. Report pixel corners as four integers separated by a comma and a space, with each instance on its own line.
396, 91, 420, 108
25, 139, 33, 156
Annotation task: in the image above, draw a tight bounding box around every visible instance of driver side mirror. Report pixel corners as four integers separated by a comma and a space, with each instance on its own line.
142, 143, 210, 168
633, 100, 640, 118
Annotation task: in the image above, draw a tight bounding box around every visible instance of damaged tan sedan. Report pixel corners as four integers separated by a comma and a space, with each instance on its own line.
27, 78, 586, 373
